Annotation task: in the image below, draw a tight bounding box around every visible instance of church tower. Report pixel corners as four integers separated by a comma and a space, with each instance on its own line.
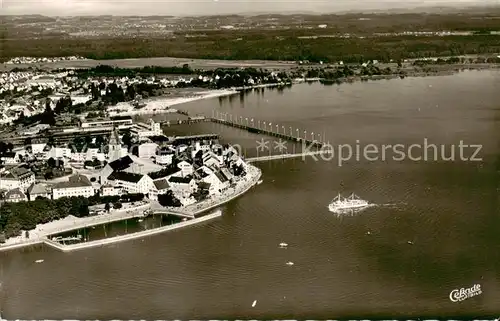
108, 126, 122, 162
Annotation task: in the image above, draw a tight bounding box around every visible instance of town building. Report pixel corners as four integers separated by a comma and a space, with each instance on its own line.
107, 171, 154, 194
52, 174, 95, 199
27, 183, 51, 200
80, 117, 133, 129
168, 175, 197, 199
155, 148, 174, 165
149, 179, 170, 201
130, 119, 163, 139
0, 166, 35, 191
138, 142, 159, 159
4, 188, 28, 203
0, 152, 22, 164
100, 184, 121, 196
177, 160, 194, 177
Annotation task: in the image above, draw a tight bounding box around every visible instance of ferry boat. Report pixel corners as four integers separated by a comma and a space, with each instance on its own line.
328, 193, 369, 212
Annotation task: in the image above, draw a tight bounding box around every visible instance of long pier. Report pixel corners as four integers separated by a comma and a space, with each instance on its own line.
246, 150, 331, 163
210, 116, 325, 148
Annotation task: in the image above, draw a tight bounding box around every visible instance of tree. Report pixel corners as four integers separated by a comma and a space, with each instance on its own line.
41, 100, 56, 126
47, 157, 56, 168
113, 202, 122, 209
105, 202, 111, 213
158, 190, 182, 207
121, 129, 132, 148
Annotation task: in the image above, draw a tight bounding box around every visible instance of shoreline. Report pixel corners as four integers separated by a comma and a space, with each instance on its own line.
160, 164, 262, 217
107, 89, 238, 117
0, 165, 262, 253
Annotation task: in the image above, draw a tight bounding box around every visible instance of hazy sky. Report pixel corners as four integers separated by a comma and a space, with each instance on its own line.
2, 0, 496, 16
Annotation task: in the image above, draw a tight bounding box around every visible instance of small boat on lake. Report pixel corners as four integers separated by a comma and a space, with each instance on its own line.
279, 242, 288, 248
252, 300, 257, 307
286, 261, 294, 266
35, 259, 44, 263
257, 180, 263, 185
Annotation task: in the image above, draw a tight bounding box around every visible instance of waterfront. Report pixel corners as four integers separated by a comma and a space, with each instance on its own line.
1, 70, 499, 319
49, 215, 184, 244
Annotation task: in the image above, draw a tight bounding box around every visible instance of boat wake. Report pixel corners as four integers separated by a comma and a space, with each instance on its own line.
372, 202, 406, 211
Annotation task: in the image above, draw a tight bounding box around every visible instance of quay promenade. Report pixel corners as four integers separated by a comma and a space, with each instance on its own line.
0, 203, 151, 252
0, 210, 222, 253
39, 210, 223, 252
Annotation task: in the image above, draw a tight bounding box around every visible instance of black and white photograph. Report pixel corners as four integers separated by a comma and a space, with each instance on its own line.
0, 0, 499, 319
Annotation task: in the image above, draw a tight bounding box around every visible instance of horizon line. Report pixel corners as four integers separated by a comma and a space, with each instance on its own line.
2, 3, 500, 18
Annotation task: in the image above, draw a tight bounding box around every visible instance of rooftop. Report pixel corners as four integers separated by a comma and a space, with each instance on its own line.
108, 171, 144, 183
108, 155, 134, 171
169, 175, 194, 184
53, 174, 92, 189
153, 179, 170, 191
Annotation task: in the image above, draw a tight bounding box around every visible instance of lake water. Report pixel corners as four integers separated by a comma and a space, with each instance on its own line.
1, 70, 499, 319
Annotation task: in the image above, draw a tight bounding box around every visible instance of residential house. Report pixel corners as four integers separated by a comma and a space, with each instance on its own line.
100, 184, 121, 196
27, 182, 50, 200
177, 160, 194, 177
214, 170, 231, 190
52, 174, 95, 200
31, 143, 47, 155
5, 188, 27, 203
201, 172, 225, 195
168, 175, 197, 199
45, 146, 71, 160
149, 179, 170, 201
70, 147, 105, 163
0, 152, 21, 164
0, 166, 35, 191
156, 148, 174, 166
202, 151, 221, 167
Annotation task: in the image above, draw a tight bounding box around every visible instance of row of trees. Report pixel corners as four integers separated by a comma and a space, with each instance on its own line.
0, 193, 147, 241
75, 64, 194, 77
87, 81, 163, 105
0, 196, 91, 239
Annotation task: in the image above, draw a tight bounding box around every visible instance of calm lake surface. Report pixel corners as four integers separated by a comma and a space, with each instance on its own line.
1, 70, 499, 319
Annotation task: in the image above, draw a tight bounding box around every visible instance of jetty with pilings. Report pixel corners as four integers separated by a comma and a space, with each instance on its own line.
163, 109, 328, 149
168, 109, 327, 148
210, 117, 324, 148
